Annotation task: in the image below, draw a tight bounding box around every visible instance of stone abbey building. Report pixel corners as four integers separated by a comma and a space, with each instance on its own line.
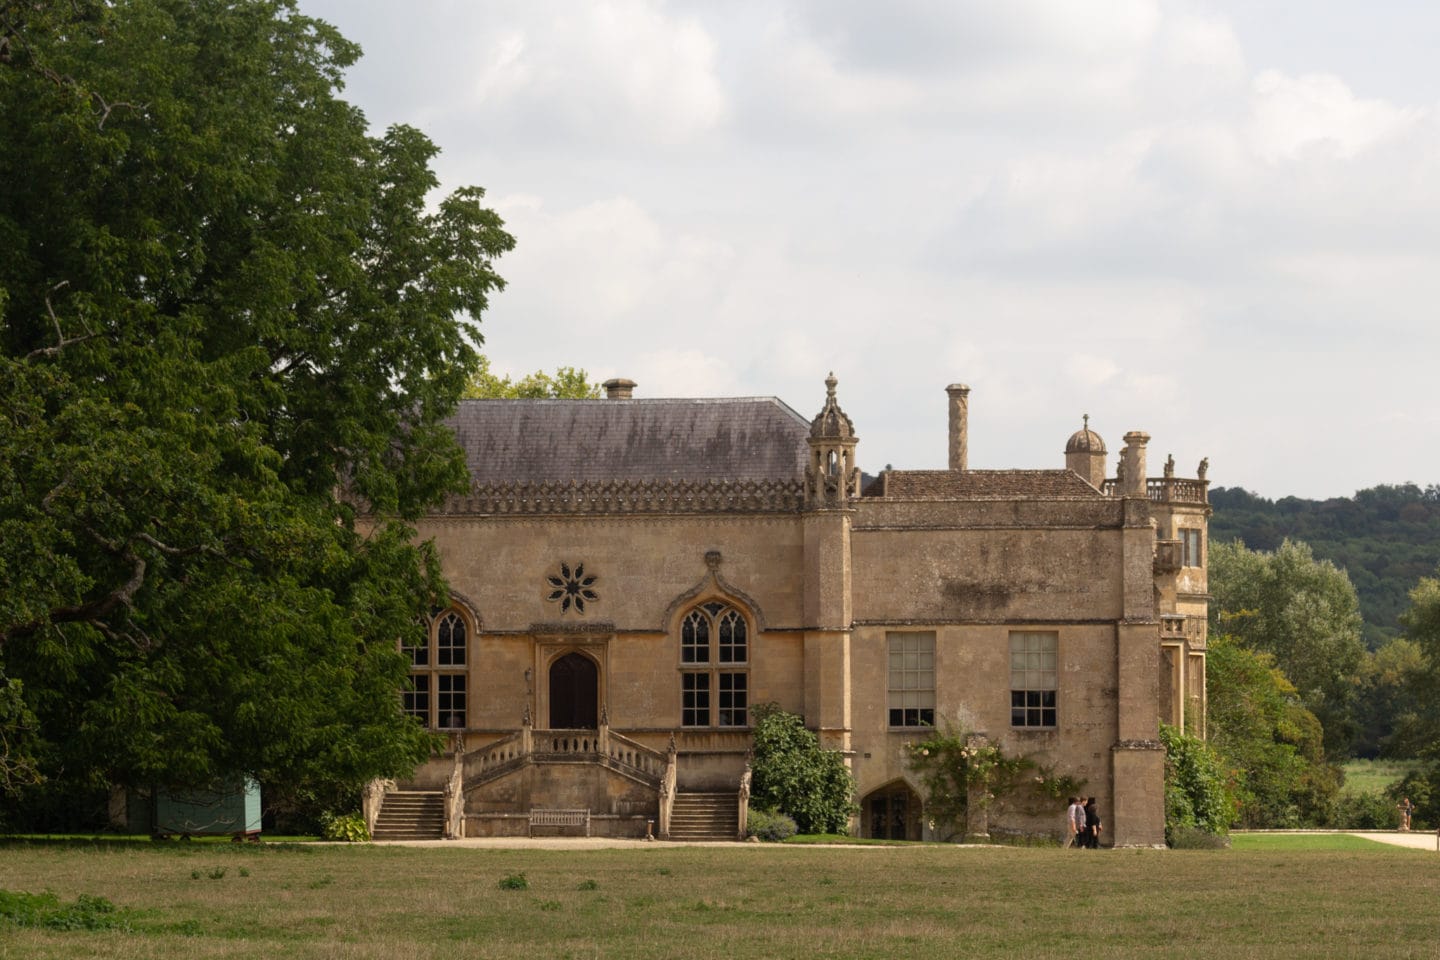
370, 375, 1210, 846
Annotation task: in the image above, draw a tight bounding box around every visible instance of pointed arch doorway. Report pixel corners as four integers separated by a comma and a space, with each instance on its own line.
549, 652, 599, 729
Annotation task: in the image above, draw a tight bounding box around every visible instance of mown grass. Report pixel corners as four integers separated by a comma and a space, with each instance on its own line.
1, 838, 1438, 959
1230, 833, 1395, 851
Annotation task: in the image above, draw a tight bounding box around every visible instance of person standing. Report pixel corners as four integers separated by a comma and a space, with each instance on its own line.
1063, 797, 1082, 848
1084, 796, 1102, 849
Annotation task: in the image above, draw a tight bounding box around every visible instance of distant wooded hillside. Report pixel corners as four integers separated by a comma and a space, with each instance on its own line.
1208, 485, 1440, 647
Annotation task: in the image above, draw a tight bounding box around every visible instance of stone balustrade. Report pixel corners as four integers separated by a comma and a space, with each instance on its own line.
1101, 477, 1209, 504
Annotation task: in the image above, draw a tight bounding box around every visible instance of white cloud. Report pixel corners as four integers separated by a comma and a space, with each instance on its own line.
465, 1, 726, 146
1248, 70, 1424, 163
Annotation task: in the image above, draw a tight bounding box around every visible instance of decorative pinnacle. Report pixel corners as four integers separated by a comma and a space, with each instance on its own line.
1083, 413, 1089, 430
825, 371, 837, 400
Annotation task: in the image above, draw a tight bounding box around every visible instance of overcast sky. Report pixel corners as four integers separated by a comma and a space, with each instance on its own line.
296, 0, 1439, 500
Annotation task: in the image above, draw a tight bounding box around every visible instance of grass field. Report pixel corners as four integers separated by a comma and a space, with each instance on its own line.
3, 837, 1439, 959
1342, 758, 1422, 796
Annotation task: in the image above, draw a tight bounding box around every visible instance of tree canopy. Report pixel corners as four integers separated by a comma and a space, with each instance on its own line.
1209, 484, 1440, 647
461, 356, 601, 399
0, 0, 512, 819
1205, 634, 1338, 827
1208, 539, 1365, 756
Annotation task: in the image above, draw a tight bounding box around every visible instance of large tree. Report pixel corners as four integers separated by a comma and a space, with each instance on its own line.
1208, 539, 1366, 755
1205, 634, 1340, 827
0, 0, 512, 819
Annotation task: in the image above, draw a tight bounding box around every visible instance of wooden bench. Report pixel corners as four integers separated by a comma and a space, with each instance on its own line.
528, 808, 591, 837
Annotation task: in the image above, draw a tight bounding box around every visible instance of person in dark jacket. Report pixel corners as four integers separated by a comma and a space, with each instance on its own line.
1083, 797, 1102, 849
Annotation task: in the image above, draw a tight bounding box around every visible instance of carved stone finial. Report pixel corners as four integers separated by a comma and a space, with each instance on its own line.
1197, 457, 1209, 480
522, 704, 532, 728
705, 550, 722, 572
1082, 413, 1089, 430
825, 371, 837, 400
668, 732, 677, 755
1164, 454, 1175, 478
600, 705, 609, 727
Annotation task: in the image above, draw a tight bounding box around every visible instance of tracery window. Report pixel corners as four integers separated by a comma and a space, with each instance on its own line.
679, 601, 749, 728
405, 609, 469, 729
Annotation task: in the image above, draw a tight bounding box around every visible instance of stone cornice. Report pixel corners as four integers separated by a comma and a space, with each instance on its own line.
435, 478, 804, 516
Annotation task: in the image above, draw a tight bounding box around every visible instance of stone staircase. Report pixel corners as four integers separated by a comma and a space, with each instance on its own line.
669, 791, 739, 842
372, 791, 445, 841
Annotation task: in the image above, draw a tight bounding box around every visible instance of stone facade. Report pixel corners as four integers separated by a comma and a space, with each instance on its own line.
397, 376, 1210, 846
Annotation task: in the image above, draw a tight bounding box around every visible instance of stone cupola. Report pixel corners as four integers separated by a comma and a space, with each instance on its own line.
1065, 415, 1107, 490
805, 372, 860, 508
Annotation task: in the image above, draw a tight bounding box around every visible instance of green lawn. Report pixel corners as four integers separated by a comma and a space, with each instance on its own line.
2, 838, 1438, 959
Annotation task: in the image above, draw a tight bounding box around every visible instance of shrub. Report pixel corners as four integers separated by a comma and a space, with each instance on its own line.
319, 811, 370, 843
498, 873, 528, 891
1330, 791, 1400, 829
746, 807, 797, 842
1161, 723, 1237, 845
749, 704, 855, 834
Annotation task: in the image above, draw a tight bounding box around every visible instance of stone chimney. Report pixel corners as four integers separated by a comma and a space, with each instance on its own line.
1121, 431, 1150, 498
603, 378, 636, 400
946, 384, 970, 471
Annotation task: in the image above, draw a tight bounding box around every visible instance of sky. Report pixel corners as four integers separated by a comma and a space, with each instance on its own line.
295, 0, 1440, 501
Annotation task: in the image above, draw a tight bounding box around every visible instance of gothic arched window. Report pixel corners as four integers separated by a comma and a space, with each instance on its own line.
679, 601, 749, 728
403, 609, 470, 729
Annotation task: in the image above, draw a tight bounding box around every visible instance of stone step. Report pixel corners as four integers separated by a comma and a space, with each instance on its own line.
667, 791, 740, 841
373, 791, 446, 841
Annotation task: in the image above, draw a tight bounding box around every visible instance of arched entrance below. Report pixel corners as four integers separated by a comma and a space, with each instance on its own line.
861, 781, 923, 840
548, 652, 599, 729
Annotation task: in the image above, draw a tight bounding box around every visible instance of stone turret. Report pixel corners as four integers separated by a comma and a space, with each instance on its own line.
805, 373, 860, 509
1065, 415, 1107, 490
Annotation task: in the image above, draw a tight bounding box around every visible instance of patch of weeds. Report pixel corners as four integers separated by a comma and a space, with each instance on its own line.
238, 867, 250, 877
0, 890, 132, 932
308, 875, 334, 889
539, 900, 561, 911
190, 869, 202, 880
656, 867, 671, 876
208, 866, 227, 880
498, 872, 528, 891
577, 879, 599, 891
818, 878, 834, 885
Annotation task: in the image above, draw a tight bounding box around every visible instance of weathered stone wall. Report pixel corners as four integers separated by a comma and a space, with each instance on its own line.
850, 523, 1127, 623
416, 514, 808, 632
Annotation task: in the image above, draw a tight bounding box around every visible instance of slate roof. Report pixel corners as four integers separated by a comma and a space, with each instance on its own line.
447, 397, 811, 484
861, 469, 1105, 499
